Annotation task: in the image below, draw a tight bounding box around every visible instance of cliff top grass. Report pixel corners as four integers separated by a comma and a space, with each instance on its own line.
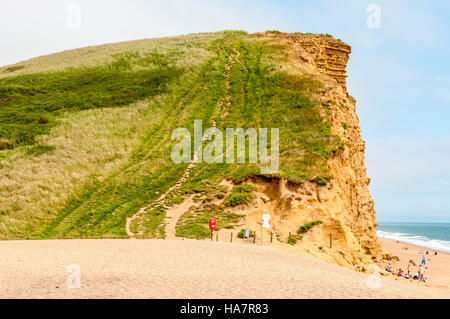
0, 31, 342, 239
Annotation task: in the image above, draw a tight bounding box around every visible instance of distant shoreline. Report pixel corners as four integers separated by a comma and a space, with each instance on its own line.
378, 236, 450, 256
376, 223, 450, 253
377, 231, 450, 253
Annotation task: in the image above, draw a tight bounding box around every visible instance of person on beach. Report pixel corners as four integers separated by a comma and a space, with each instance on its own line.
418, 265, 425, 282
407, 263, 412, 277
385, 262, 392, 273
421, 254, 426, 265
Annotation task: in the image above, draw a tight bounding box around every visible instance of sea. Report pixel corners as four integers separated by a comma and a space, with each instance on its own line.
377, 222, 450, 253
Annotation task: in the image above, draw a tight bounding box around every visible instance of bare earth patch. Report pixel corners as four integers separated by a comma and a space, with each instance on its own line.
164, 196, 197, 240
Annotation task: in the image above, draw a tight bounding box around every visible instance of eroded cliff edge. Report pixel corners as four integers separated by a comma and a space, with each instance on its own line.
235, 33, 382, 269
294, 34, 382, 260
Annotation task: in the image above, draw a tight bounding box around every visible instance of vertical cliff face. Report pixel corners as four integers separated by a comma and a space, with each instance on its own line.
241, 33, 381, 268
292, 34, 382, 262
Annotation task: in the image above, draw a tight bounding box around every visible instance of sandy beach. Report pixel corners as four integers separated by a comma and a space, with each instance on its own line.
379, 238, 450, 289
0, 239, 449, 299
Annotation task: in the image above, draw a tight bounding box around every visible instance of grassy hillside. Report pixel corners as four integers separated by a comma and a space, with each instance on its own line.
0, 31, 341, 239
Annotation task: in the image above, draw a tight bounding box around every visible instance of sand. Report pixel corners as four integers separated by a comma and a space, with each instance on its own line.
164, 196, 197, 240
0, 239, 449, 299
379, 238, 450, 289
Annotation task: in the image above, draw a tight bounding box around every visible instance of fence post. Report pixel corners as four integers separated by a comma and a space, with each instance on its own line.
216, 234, 218, 242
288, 232, 291, 243
253, 231, 256, 244
330, 233, 332, 249
230, 233, 233, 243
270, 232, 273, 243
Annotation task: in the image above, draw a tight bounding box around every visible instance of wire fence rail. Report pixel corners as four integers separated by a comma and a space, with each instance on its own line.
4, 231, 333, 248
2, 234, 132, 241
4, 232, 263, 242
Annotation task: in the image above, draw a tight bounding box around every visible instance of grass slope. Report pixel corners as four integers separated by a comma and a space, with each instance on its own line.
0, 31, 341, 239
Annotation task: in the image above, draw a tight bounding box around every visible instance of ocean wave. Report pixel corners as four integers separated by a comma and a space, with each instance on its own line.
377, 230, 450, 253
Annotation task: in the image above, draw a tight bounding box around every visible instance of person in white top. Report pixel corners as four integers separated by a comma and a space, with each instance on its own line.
418, 264, 426, 282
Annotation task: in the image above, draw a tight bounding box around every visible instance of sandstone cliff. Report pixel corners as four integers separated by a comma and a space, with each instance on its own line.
228, 33, 382, 269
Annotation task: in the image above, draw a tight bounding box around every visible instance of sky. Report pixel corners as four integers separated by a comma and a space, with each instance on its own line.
1, 0, 449, 222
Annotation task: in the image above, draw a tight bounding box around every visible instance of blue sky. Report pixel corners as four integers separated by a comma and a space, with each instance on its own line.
1, 0, 449, 222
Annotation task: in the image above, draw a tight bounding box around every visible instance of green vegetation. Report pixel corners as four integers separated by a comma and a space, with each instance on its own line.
327, 99, 337, 105
0, 31, 343, 239
4, 65, 24, 72
237, 229, 255, 239
287, 220, 323, 245
218, 37, 342, 184
39, 55, 218, 238
314, 175, 331, 186
294, 32, 334, 38
139, 207, 166, 238
0, 53, 181, 146
224, 183, 258, 207
266, 30, 282, 34
298, 220, 323, 234
224, 30, 248, 36
288, 235, 298, 245
176, 207, 242, 239
176, 223, 211, 239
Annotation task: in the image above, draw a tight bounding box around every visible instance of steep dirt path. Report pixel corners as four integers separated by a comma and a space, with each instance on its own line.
164, 196, 196, 240
126, 46, 239, 238
124, 81, 203, 238
125, 147, 199, 237
232, 47, 247, 73
161, 48, 240, 238
126, 116, 218, 238
220, 48, 235, 119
